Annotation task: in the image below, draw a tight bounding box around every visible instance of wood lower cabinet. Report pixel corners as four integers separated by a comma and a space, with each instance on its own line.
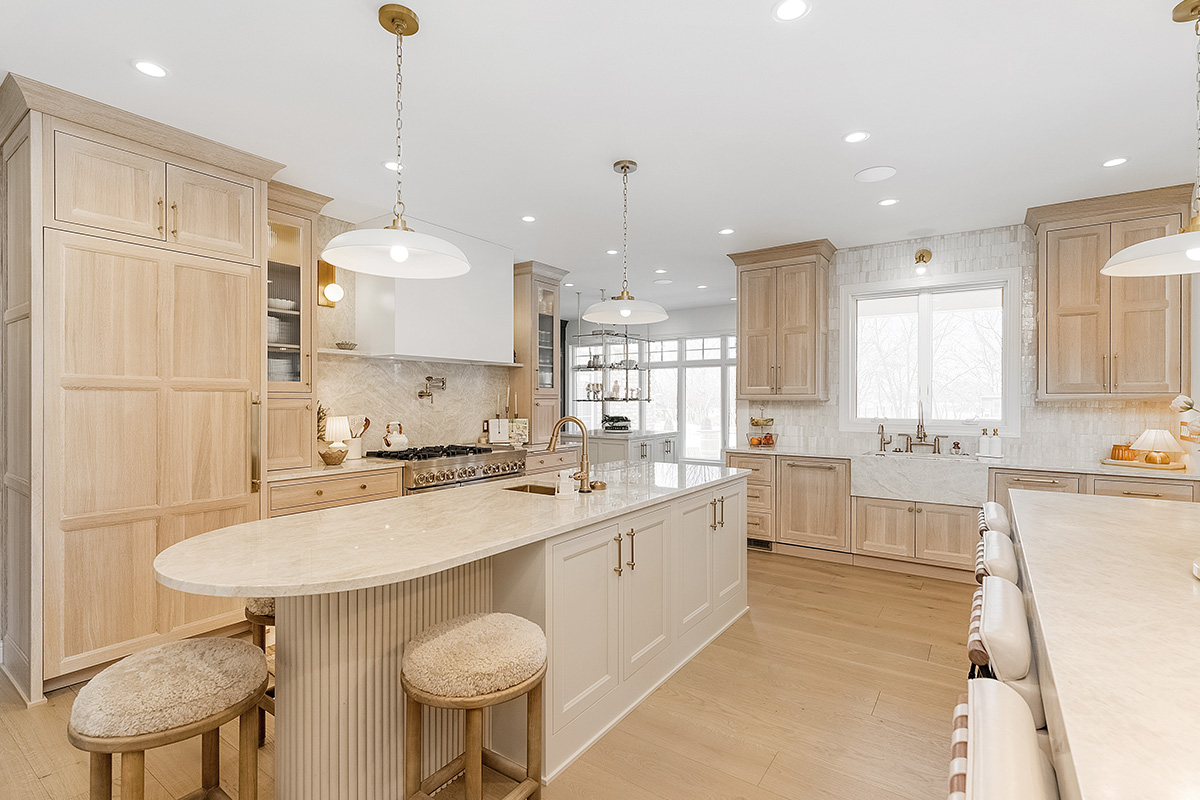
853, 497, 916, 559
1091, 477, 1195, 502
777, 457, 850, 551
990, 470, 1083, 517
914, 502, 978, 569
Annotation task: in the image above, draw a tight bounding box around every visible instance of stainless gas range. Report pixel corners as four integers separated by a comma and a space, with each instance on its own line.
366, 445, 526, 494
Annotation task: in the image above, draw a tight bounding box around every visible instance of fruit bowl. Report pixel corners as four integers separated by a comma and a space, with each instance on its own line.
746, 432, 780, 449
334, 341, 359, 351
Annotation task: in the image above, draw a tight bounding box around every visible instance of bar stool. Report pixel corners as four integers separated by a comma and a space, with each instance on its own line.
68, 638, 268, 800
980, 501, 1012, 536
966, 576, 1046, 728
245, 597, 276, 745
947, 678, 1058, 800
975, 529, 1019, 585
402, 612, 547, 800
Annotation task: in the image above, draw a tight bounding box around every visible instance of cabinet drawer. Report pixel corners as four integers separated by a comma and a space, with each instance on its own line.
270, 470, 399, 513
992, 470, 1082, 517
727, 454, 774, 486
745, 483, 773, 512
526, 449, 579, 474
1092, 477, 1195, 503
746, 511, 774, 541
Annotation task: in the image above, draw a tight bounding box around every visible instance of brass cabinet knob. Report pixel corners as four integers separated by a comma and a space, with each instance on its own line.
360, 483, 367, 489
316, 489, 324, 496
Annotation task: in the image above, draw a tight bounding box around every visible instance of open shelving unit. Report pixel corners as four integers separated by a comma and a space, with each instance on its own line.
573, 329, 652, 417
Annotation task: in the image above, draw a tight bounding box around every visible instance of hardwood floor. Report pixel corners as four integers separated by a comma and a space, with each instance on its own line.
0, 552, 973, 799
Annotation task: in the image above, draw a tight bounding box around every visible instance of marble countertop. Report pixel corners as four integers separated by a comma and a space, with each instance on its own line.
265, 456, 407, 484
1010, 491, 1200, 800
561, 430, 679, 440
156, 462, 746, 598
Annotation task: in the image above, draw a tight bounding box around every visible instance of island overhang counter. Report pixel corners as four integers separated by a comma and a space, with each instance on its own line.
155, 462, 750, 799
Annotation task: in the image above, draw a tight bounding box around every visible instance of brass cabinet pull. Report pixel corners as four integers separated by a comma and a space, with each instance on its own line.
718, 496, 725, 527
1102, 354, 1108, 390
1122, 490, 1163, 498
249, 391, 261, 493
710, 498, 718, 530
614, 533, 624, 576
769, 364, 775, 391
157, 198, 165, 234
170, 201, 179, 238
1112, 353, 1118, 389
1012, 477, 1060, 485
776, 364, 782, 393
785, 461, 837, 470
626, 528, 637, 570
315, 489, 324, 496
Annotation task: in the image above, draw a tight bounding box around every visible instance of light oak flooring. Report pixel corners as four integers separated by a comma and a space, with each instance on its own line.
0, 552, 973, 799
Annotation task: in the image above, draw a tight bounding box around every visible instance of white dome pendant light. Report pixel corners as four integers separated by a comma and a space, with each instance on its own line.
320, 6, 470, 279
583, 161, 669, 325
1103, 4, 1200, 277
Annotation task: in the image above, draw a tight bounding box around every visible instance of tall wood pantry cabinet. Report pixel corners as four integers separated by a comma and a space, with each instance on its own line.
1027, 185, 1191, 399
514, 261, 569, 446
0, 74, 282, 703
729, 239, 835, 400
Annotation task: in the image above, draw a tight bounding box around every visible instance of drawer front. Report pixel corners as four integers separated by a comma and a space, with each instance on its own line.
1092, 477, 1195, 503
270, 470, 399, 513
726, 454, 774, 486
526, 450, 579, 474
992, 471, 1081, 517
746, 511, 775, 541
745, 483, 773, 513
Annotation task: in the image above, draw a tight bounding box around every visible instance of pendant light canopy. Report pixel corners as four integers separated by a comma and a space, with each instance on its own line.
1103, 3, 1200, 277
583, 160, 669, 325
320, 5, 470, 279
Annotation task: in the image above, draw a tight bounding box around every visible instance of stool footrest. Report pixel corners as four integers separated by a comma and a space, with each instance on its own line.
420, 753, 466, 796
178, 787, 234, 800
499, 778, 540, 800
482, 748, 528, 784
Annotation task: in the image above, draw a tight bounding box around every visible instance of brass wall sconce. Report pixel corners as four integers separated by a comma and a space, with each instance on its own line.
914, 249, 932, 275
317, 260, 343, 307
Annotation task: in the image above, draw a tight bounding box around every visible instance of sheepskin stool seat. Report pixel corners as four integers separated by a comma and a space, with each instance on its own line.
67, 637, 268, 800
244, 597, 276, 746
402, 612, 547, 800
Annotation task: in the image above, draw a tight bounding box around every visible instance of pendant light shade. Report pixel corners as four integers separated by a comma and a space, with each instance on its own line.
583, 159, 668, 326
321, 4, 470, 279
321, 227, 470, 279
1101, 229, 1200, 277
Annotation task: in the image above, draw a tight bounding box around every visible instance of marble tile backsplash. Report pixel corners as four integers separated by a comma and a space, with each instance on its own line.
738, 224, 1178, 464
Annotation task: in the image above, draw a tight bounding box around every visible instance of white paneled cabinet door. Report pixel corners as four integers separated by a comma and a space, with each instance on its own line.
713, 485, 746, 605
551, 525, 620, 730
620, 507, 672, 680
674, 492, 715, 637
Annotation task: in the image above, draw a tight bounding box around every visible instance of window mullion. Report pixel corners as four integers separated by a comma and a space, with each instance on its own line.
917, 292, 933, 420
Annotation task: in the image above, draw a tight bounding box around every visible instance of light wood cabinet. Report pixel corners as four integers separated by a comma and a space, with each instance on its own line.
1029, 188, 1190, 399
730, 240, 834, 401
524, 447, 580, 475
514, 261, 568, 446
265, 397, 315, 472
853, 497, 916, 559
267, 468, 402, 517
1089, 476, 1195, 503
914, 502, 978, 569
620, 507, 671, 681
166, 165, 255, 259
777, 457, 850, 551
990, 470, 1083, 518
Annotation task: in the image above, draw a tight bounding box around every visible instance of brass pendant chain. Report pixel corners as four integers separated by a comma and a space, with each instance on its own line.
621, 168, 630, 294
393, 23, 406, 226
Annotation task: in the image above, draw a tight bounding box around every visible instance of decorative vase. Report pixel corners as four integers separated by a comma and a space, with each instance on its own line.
320, 446, 348, 466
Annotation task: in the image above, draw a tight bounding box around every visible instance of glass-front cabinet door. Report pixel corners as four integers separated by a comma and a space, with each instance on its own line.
266, 209, 313, 393
535, 280, 558, 393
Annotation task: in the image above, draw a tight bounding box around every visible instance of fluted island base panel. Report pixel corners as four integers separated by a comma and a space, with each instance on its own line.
274, 561, 492, 799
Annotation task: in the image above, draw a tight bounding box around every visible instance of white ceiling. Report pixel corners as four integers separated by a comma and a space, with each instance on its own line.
1, 1, 1194, 309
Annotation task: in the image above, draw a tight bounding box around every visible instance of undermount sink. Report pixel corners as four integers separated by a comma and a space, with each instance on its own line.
503, 483, 558, 496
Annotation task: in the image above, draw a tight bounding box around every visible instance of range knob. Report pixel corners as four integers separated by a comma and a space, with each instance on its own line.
417, 473, 429, 485
484, 464, 495, 475
464, 466, 477, 478
457, 467, 470, 479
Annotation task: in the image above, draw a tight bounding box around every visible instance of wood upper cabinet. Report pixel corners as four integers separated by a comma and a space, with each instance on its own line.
730, 240, 833, 401
777, 457, 849, 551
514, 261, 568, 446
53, 131, 166, 240
166, 165, 255, 259
1031, 186, 1189, 399
265, 397, 314, 472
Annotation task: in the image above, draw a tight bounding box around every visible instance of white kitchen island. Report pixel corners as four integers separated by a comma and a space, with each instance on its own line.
155, 462, 749, 799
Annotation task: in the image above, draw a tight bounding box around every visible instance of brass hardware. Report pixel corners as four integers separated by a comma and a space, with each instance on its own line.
317, 260, 339, 308
549, 416, 593, 493
785, 461, 837, 470
589, 480, 608, 491
710, 498, 718, 530
378, 4, 419, 34
614, 533, 623, 576
1102, 354, 1108, 390
626, 528, 637, 570
613, 159, 638, 176
250, 391, 261, 493
916, 507, 923, 513
915, 249, 933, 264
769, 364, 775, 390
1123, 490, 1164, 498
251, 479, 261, 490
908, 506, 914, 512
1012, 477, 1059, 484
360, 483, 368, 489
156, 198, 164, 234
306, 403, 311, 410
170, 202, 178, 238
718, 496, 725, 527
1174, 0, 1200, 23
316, 489, 324, 496
776, 364, 783, 392
1112, 353, 1118, 388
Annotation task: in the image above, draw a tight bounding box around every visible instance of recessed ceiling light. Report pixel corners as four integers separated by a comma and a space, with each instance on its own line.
521, 215, 536, 223
730, 296, 737, 301
653, 279, 673, 285
383, 161, 403, 172
772, 0, 811, 22
697, 285, 708, 289
843, 131, 870, 144
132, 60, 168, 78
718, 228, 735, 235
878, 198, 900, 207
1102, 158, 1128, 168
655, 269, 667, 274
855, 166, 897, 183
606, 249, 619, 255
564, 283, 574, 287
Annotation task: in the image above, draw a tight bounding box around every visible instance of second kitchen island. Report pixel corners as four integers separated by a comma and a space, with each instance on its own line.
155, 462, 749, 799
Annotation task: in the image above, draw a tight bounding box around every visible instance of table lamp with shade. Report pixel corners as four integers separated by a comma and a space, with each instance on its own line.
322, 415, 353, 466
1130, 428, 1185, 465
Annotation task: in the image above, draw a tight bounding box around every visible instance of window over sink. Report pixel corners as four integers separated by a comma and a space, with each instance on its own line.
839, 270, 1021, 437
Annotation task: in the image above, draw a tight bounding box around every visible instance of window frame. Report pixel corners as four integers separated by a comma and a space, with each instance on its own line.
838, 270, 1022, 438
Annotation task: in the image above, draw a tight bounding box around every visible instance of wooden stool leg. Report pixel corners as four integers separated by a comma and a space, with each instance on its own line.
201, 728, 220, 789
240, 708, 260, 800
250, 619, 268, 747
405, 694, 423, 797
465, 707, 483, 800
120, 750, 145, 800
89, 752, 112, 799
527, 679, 543, 800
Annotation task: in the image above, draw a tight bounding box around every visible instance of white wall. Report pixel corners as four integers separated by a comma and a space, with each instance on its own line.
353, 215, 515, 364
